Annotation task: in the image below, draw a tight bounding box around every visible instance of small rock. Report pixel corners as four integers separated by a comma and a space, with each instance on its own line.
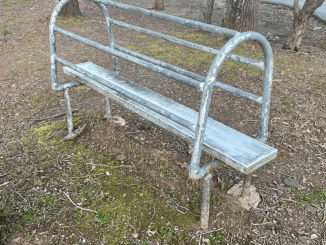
116, 155, 126, 161
298, 235, 310, 244
310, 234, 318, 239
284, 177, 299, 188
131, 233, 139, 239
12, 237, 23, 243
227, 181, 261, 210
305, 206, 317, 215
286, 208, 293, 216
111, 116, 126, 126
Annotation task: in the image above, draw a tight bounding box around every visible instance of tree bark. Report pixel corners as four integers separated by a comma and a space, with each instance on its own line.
284, 0, 325, 51
222, 0, 260, 32
204, 0, 215, 24
155, 0, 164, 10
59, 0, 81, 17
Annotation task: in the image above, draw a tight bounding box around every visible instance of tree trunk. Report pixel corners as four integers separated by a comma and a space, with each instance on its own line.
284, 0, 325, 51
204, 0, 215, 24
155, 0, 164, 10
222, 0, 260, 32
59, 0, 81, 17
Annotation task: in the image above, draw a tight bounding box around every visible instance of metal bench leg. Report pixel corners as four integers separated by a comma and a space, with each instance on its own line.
64, 88, 74, 138
200, 173, 212, 230
241, 173, 253, 197
105, 96, 112, 119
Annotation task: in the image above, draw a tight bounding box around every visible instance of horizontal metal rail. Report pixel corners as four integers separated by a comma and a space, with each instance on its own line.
53, 26, 203, 90
56, 55, 197, 132
114, 45, 262, 103
111, 19, 264, 70
93, 0, 238, 38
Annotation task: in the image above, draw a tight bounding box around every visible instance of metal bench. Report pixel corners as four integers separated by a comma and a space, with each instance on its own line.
49, 0, 278, 229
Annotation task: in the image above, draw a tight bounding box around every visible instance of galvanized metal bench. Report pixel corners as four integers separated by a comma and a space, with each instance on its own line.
49, 0, 278, 229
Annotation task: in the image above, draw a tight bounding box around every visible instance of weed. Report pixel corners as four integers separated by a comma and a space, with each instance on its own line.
292, 187, 326, 208
22, 212, 39, 224
283, 98, 292, 106
158, 161, 176, 179
0, 28, 11, 36
75, 211, 85, 222
94, 211, 111, 225
43, 195, 57, 204
209, 231, 224, 244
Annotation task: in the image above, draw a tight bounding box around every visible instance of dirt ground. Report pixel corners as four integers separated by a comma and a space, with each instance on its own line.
0, 0, 326, 244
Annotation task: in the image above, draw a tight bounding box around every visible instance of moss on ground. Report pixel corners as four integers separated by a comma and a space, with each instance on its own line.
2, 113, 198, 244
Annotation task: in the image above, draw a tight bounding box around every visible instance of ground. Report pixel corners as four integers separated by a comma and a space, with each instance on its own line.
0, 0, 326, 244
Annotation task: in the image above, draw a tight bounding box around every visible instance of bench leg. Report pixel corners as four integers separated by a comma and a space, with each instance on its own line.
105, 96, 112, 119
64, 88, 74, 138
200, 173, 212, 230
241, 173, 253, 198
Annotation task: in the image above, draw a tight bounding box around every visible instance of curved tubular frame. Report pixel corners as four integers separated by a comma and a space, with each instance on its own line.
49, 0, 119, 91
189, 32, 273, 179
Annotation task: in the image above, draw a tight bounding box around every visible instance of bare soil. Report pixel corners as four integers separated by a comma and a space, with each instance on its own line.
0, 0, 326, 244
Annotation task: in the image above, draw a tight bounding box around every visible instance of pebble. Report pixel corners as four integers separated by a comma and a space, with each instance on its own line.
311, 234, 318, 239
284, 177, 299, 188
286, 208, 293, 216
305, 205, 317, 215
298, 235, 310, 244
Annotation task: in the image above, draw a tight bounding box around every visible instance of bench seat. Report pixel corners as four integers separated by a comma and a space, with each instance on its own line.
63, 62, 277, 174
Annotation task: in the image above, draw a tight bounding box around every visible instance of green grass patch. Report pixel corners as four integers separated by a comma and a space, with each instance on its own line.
0, 28, 11, 36
292, 187, 326, 208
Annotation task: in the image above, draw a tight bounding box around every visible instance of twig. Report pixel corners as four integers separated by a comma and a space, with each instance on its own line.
69, 173, 105, 179
0, 182, 9, 187
0, 173, 8, 178
7, 188, 28, 202
323, 203, 326, 221
64, 192, 98, 213
85, 163, 135, 168
151, 207, 156, 220
32, 110, 78, 122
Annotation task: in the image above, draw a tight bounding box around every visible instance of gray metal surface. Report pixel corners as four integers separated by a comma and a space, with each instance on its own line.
200, 173, 213, 230
63, 62, 277, 174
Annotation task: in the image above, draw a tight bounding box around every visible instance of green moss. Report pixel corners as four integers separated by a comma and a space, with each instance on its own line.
28, 92, 57, 109
10, 115, 198, 243
74, 85, 88, 91
57, 18, 84, 25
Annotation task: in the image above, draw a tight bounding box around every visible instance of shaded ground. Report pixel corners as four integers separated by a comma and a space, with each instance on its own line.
0, 0, 326, 244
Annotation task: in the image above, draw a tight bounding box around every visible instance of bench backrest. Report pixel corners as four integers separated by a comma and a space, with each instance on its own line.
49, 0, 274, 159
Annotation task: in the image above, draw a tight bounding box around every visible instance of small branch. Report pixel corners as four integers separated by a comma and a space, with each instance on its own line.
0, 173, 8, 178
32, 110, 78, 122
151, 207, 156, 220
64, 192, 98, 213
7, 188, 28, 202
86, 163, 135, 168
0, 182, 9, 187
